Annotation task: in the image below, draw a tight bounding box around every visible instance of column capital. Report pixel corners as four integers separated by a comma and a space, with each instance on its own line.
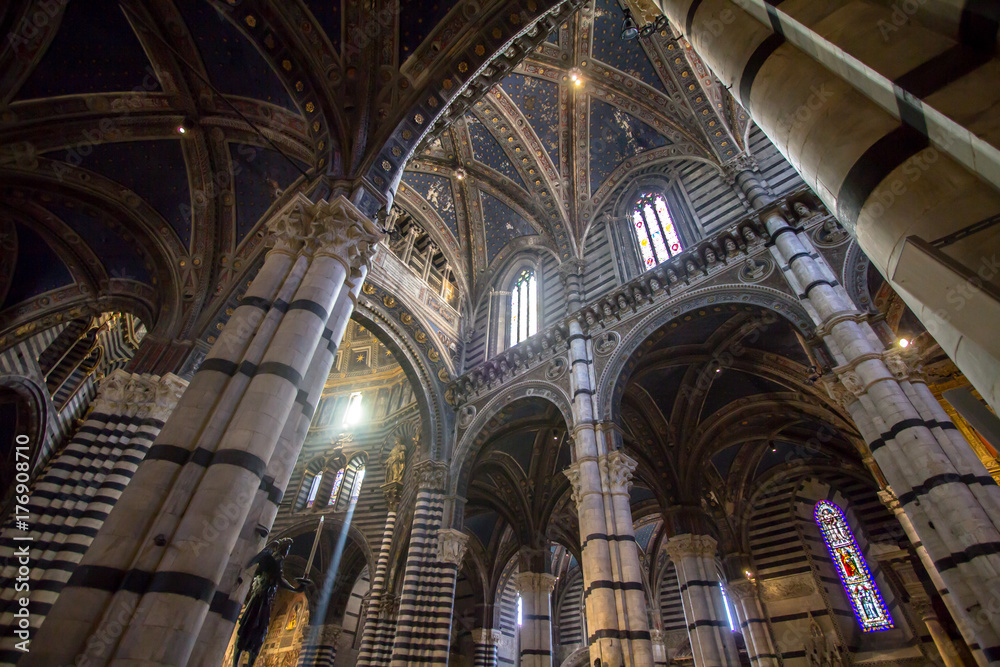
146, 373, 189, 422
381, 481, 403, 512
436, 528, 469, 565
412, 459, 449, 491
315, 624, 343, 644
600, 450, 638, 495
665, 533, 718, 559
721, 152, 760, 183
563, 462, 583, 507
307, 196, 384, 272
726, 579, 758, 601
264, 194, 310, 256
472, 628, 503, 645
514, 571, 557, 595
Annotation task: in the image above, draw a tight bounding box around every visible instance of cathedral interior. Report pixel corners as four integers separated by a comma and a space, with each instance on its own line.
1, 1, 1000, 666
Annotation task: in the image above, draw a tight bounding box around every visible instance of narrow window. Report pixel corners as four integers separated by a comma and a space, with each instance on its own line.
509, 269, 537, 346
632, 192, 683, 268
815, 500, 893, 632
343, 391, 363, 426
305, 472, 323, 509
350, 466, 366, 501
327, 468, 345, 506
719, 583, 737, 632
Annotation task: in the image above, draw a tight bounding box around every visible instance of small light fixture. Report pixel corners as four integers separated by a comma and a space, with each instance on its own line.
569, 67, 584, 87
715, 368, 721, 373
455, 167, 467, 181
621, 10, 639, 40
177, 126, 187, 134
898, 337, 910, 348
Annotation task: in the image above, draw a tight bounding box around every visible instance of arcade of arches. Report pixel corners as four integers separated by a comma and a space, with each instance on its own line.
1, 1, 1000, 666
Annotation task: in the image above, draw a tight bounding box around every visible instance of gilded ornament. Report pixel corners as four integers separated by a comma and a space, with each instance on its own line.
400, 312, 413, 325
383, 295, 396, 308
362, 282, 376, 295
428, 348, 440, 362
245, 15, 257, 27
415, 331, 427, 343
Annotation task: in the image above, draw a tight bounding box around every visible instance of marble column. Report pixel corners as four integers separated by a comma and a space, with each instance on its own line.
665, 535, 738, 667
0, 370, 186, 663
297, 623, 342, 667
726, 580, 778, 667
515, 572, 556, 667
472, 628, 502, 667
190, 269, 371, 666
24, 194, 381, 667
913, 601, 964, 667
562, 308, 653, 667
389, 461, 469, 666
356, 480, 403, 667
751, 203, 1000, 664
649, 629, 668, 667
653, 0, 1000, 413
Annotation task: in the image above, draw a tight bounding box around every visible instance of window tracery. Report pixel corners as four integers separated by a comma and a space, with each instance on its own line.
509, 269, 537, 345
814, 500, 893, 632
631, 192, 682, 268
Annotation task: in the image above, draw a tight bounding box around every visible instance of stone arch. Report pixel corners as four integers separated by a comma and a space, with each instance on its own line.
596, 285, 815, 422
449, 380, 573, 496
352, 281, 452, 462
559, 645, 591, 667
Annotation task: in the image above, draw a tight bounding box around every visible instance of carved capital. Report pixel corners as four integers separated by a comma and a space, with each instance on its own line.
436, 528, 469, 565
316, 624, 343, 644
514, 571, 557, 596
412, 460, 448, 491
726, 579, 758, 602
721, 153, 759, 183
381, 481, 403, 512
665, 533, 718, 560
264, 195, 311, 255
471, 628, 503, 645
649, 628, 664, 644
600, 450, 637, 495
308, 196, 384, 272
147, 372, 188, 422
91, 368, 135, 416
563, 462, 583, 507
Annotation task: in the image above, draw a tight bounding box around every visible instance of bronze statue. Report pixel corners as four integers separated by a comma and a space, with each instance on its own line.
384, 434, 408, 484
232, 538, 310, 667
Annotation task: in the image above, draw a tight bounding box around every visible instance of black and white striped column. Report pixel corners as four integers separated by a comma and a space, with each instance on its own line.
188, 271, 368, 666
0, 370, 185, 664
514, 572, 556, 667
665, 535, 739, 667
563, 316, 654, 667
472, 628, 501, 667
726, 580, 778, 667
23, 195, 381, 667
757, 207, 1000, 664
389, 462, 468, 666
356, 481, 402, 667
297, 623, 342, 667
653, 0, 1000, 415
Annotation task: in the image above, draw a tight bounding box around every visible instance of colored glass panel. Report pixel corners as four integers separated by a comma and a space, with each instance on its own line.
815, 500, 893, 632
632, 192, 683, 268
328, 468, 345, 505
305, 472, 323, 508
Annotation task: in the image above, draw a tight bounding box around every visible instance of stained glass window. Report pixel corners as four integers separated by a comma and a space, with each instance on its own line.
632, 192, 683, 268
327, 468, 345, 506
815, 500, 893, 632
305, 472, 323, 509
509, 269, 537, 345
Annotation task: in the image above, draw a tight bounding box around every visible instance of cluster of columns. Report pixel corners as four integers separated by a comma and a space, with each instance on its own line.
20, 194, 382, 667
0, 369, 186, 663
652, 0, 1000, 415
663, 535, 738, 667
515, 570, 557, 667
560, 261, 654, 667
722, 156, 1000, 665
472, 628, 503, 667
384, 461, 469, 667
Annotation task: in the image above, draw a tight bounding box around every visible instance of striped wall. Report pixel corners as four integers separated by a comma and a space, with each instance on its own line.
747, 124, 806, 197
748, 472, 928, 665
555, 566, 584, 649
658, 562, 686, 634
581, 220, 620, 305
496, 563, 520, 666
338, 567, 369, 662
